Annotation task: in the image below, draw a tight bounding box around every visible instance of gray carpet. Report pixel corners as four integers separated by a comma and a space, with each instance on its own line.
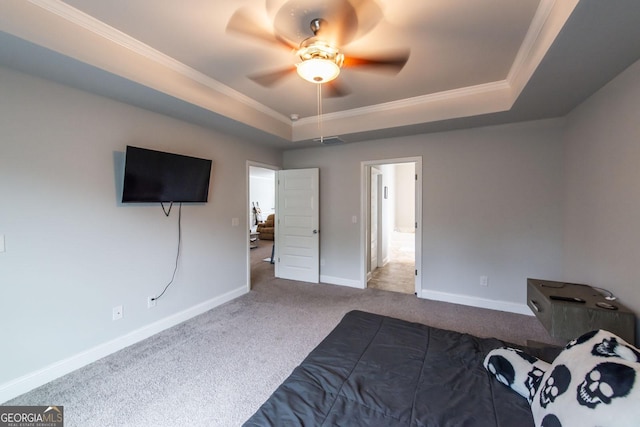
5, 240, 558, 426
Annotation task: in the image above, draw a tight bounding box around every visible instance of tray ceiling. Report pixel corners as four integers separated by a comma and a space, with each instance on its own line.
1, 0, 639, 148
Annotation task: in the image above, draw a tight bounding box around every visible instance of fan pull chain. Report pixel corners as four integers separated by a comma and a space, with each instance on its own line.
317, 83, 323, 143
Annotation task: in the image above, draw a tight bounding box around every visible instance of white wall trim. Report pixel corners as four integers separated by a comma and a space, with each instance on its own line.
295, 81, 511, 125
27, 0, 289, 125
12, 0, 576, 141
420, 289, 533, 316
320, 275, 364, 289
507, 0, 579, 101
0, 286, 247, 404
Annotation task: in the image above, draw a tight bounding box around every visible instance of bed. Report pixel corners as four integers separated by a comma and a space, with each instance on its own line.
244, 310, 556, 426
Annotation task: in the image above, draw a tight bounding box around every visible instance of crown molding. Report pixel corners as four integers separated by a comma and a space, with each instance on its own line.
292, 0, 577, 138
507, 0, 580, 100
291, 81, 513, 141
9, 0, 576, 142
507, 0, 556, 85
27, 0, 290, 125
295, 80, 512, 126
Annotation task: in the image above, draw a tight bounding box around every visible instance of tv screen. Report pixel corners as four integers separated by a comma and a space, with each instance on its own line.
122, 146, 212, 203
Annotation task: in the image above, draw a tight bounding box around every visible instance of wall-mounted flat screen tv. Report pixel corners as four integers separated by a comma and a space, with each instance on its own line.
122, 146, 212, 203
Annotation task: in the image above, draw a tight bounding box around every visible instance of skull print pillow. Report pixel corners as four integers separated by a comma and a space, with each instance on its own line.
531, 330, 640, 427
483, 347, 551, 403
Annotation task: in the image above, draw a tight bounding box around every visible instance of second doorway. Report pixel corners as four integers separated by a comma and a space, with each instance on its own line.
364, 160, 420, 295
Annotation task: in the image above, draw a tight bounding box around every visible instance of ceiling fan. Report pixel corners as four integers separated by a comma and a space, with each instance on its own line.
226, 0, 410, 97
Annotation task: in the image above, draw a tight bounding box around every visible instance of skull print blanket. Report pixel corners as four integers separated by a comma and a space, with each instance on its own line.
484, 329, 640, 427
244, 310, 553, 426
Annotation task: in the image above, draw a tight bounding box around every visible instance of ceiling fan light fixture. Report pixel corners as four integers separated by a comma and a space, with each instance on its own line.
296, 58, 341, 84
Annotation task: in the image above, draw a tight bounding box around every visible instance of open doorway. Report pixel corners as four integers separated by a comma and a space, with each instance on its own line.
247, 163, 278, 290
361, 158, 422, 295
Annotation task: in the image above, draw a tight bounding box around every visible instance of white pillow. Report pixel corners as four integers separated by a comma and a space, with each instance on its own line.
531, 330, 640, 427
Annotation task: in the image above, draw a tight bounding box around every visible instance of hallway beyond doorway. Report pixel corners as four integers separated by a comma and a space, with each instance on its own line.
367, 231, 415, 294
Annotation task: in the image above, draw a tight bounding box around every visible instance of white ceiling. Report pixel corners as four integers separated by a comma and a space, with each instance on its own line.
1, 0, 639, 148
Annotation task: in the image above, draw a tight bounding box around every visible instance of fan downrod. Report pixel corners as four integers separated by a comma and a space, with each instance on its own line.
310, 18, 327, 36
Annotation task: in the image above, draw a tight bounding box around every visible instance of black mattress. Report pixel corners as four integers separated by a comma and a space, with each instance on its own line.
244, 310, 540, 426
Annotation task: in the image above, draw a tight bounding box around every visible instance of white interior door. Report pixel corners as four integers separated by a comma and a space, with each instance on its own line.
370, 168, 381, 270
275, 168, 319, 283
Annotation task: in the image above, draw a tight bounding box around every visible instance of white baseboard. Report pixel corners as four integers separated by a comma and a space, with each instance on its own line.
321, 275, 364, 289
318, 279, 532, 318
419, 289, 533, 316
0, 286, 247, 404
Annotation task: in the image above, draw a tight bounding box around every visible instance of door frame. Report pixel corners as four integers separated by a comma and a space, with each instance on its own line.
246, 161, 280, 292
360, 157, 423, 295
370, 167, 382, 272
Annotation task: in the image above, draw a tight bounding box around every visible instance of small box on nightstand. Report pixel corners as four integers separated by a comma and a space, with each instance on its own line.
527, 278, 636, 344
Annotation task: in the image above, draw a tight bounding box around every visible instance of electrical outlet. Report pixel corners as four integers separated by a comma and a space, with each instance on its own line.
112, 305, 123, 320
148, 296, 157, 308
480, 276, 488, 287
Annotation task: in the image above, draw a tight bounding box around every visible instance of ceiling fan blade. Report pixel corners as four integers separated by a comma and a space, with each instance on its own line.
324, 79, 351, 98
248, 66, 297, 87
342, 49, 411, 74
326, 0, 384, 46
226, 7, 297, 50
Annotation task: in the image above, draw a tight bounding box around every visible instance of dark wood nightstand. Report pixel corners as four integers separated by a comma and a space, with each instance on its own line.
527, 278, 636, 344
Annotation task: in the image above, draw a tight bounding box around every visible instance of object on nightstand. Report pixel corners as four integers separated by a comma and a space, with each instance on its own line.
549, 295, 585, 303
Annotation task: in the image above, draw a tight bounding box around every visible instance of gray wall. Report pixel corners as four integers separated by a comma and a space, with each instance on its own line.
0, 66, 281, 389
563, 58, 640, 342
284, 119, 565, 311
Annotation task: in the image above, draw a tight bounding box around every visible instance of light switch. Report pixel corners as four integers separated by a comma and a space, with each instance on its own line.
352, 216, 357, 224
231, 218, 239, 227
0, 235, 4, 252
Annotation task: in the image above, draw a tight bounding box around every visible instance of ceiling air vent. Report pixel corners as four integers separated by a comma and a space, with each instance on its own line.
313, 136, 345, 146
